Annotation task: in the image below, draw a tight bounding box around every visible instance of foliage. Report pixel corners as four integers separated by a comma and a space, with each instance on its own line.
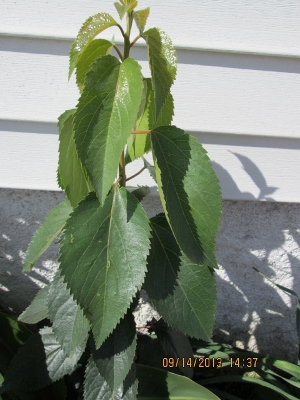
1, 1, 298, 399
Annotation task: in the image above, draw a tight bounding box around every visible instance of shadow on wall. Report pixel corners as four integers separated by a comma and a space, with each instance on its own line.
212, 155, 300, 362
0, 189, 65, 314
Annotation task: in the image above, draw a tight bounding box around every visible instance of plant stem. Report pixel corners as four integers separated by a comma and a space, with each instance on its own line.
131, 129, 151, 134
130, 35, 141, 47
113, 45, 123, 61
119, 150, 126, 187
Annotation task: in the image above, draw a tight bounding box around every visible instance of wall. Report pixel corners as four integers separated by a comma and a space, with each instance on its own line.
1, 0, 300, 361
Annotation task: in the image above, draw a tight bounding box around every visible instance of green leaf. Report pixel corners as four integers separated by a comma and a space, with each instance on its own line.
143, 157, 156, 183
143, 28, 177, 118
1, 327, 85, 393
130, 186, 151, 202
58, 109, 92, 207
151, 126, 222, 268
133, 8, 150, 33
125, 78, 174, 164
136, 365, 220, 399
59, 187, 151, 348
18, 285, 49, 324
69, 13, 118, 79
76, 39, 112, 92
84, 360, 138, 400
145, 214, 217, 341
73, 55, 143, 205
90, 310, 136, 391
154, 319, 194, 378
47, 274, 90, 357
0, 312, 31, 374
200, 375, 299, 400
23, 198, 72, 272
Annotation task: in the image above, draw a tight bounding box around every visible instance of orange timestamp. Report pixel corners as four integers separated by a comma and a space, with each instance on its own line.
162, 357, 223, 369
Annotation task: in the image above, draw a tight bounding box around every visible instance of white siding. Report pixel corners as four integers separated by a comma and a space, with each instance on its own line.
1, 0, 300, 201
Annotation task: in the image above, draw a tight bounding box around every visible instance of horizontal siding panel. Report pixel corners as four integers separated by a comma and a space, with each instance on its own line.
1, 36, 300, 139
1, 128, 300, 202
1, 0, 300, 56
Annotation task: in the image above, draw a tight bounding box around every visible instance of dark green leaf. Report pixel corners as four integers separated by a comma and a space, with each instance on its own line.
13, 379, 67, 400
58, 109, 92, 207
133, 8, 150, 33
74, 55, 143, 204
18, 285, 49, 324
59, 188, 151, 348
1, 327, 85, 393
69, 13, 118, 78
48, 274, 90, 357
125, 78, 174, 164
143, 28, 177, 118
0, 312, 31, 374
23, 198, 72, 272
130, 186, 150, 202
154, 319, 194, 378
151, 126, 222, 268
76, 39, 112, 92
84, 359, 137, 400
145, 214, 217, 341
136, 365, 220, 399
90, 310, 136, 391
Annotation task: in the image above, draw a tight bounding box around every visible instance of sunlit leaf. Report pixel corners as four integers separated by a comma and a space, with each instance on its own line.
151, 126, 222, 268
74, 55, 143, 204
23, 198, 72, 272
69, 13, 118, 78
59, 188, 151, 348
133, 8, 150, 33
18, 285, 49, 324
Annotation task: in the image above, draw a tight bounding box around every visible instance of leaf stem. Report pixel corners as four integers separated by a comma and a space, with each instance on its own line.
131, 129, 151, 134
126, 166, 147, 182
117, 23, 126, 38
113, 45, 123, 61
130, 35, 141, 47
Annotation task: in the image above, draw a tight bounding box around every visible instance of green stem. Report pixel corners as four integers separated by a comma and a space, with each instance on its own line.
119, 150, 126, 187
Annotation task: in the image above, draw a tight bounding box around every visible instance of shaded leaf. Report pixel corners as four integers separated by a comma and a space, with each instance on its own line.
133, 8, 150, 33
74, 55, 143, 205
69, 13, 118, 78
145, 214, 217, 341
151, 126, 222, 268
18, 285, 49, 324
143, 28, 177, 118
125, 78, 173, 164
59, 188, 151, 348
76, 39, 112, 92
136, 365, 220, 399
90, 310, 136, 391
84, 359, 137, 400
1, 327, 85, 393
58, 109, 92, 207
48, 274, 90, 357
13, 379, 67, 400
154, 319, 194, 378
130, 186, 150, 202
23, 198, 72, 272
0, 312, 31, 374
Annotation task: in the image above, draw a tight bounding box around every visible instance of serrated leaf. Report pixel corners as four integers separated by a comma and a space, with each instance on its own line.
74, 55, 143, 205
58, 109, 92, 207
126, 78, 174, 164
143, 28, 177, 118
136, 365, 220, 400
143, 157, 156, 183
90, 310, 136, 391
0, 312, 31, 374
154, 319, 194, 378
23, 198, 72, 272
151, 126, 222, 268
18, 285, 49, 324
59, 188, 151, 348
69, 13, 118, 79
76, 39, 112, 92
48, 274, 90, 357
130, 186, 150, 202
144, 214, 217, 341
84, 359, 138, 400
133, 8, 150, 33
1, 327, 85, 393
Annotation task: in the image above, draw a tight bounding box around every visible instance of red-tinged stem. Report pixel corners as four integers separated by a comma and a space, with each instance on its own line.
126, 166, 147, 182
131, 130, 151, 134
